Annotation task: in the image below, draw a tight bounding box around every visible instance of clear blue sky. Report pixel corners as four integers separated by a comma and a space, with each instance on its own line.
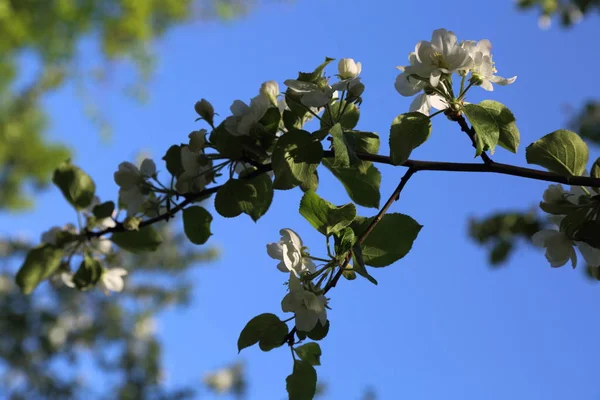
2, 0, 600, 399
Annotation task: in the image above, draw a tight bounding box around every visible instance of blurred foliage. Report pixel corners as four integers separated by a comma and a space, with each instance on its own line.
0, 219, 218, 399
0, 0, 255, 210
516, 0, 599, 27
469, 210, 544, 266
571, 101, 600, 144
468, 98, 600, 277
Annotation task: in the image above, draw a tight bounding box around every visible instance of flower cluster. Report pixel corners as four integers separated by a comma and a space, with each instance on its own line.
114, 158, 157, 216
395, 28, 516, 116
267, 229, 328, 332
532, 184, 600, 268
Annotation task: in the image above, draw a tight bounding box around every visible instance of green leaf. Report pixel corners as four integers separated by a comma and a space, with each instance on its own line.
299, 170, 319, 192
286, 360, 317, 400
52, 161, 96, 210
298, 57, 335, 83
214, 173, 273, 221
272, 130, 323, 190
15, 245, 64, 294
335, 227, 356, 255
345, 131, 380, 173
258, 319, 289, 352
92, 201, 115, 219
321, 101, 360, 130
259, 107, 282, 135
526, 129, 589, 176
294, 343, 322, 366
389, 112, 432, 165
209, 124, 244, 160
352, 213, 422, 267
299, 190, 356, 235
237, 313, 287, 353
182, 206, 213, 245
463, 104, 500, 156
323, 159, 380, 209
306, 320, 329, 341
330, 123, 350, 168
162, 145, 185, 178
352, 242, 378, 285
111, 226, 162, 253
72, 252, 103, 290
479, 100, 520, 153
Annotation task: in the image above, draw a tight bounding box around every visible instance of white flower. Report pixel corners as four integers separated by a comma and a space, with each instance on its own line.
41, 224, 78, 251
134, 317, 157, 340
225, 93, 271, 136
543, 184, 567, 203
538, 15, 552, 30
176, 147, 213, 194
60, 272, 76, 288
409, 93, 450, 116
407, 28, 473, 87
119, 186, 146, 216
188, 130, 207, 152
90, 237, 112, 254
532, 227, 577, 268
99, 267, 128, 295
460, 39, 516, 91
532, 216, 600, 268
266, 229, 316, 276
203, 364, 244, 394
281, 273, 327, 332
260, 80, 280, 106
140, 158, 156, 178
338, 58, 362, 80
114, 162, 142, 189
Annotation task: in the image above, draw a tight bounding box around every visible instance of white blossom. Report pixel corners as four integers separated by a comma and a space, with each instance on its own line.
203, 363, 244, 394
260, 80, 280, 106
281, 273, 327, 332
460, 39, 516, 91
188, 129, 207, 152
405, 28, 472, 88
543, 184, 567, 204
176, 146, 213, 194
532, 216, 600, 268
140, 158, 156, 178
338, 58, 362, 80
532, 227, 577, 268
225, 92, 271, 136
99, 267, 128, 295
61, 272, 76, 288
114, 162, 142, 190
409, 93, 450, 116
267, 229, 316, 276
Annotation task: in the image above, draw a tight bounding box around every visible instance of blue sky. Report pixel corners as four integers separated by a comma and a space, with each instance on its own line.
2, 0, 600, 399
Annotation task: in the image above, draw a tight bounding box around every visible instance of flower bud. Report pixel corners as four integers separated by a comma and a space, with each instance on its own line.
260, 80, 280, 106
338, 58, 362, 80
123, 216, 141, 231
188, 129, 207, 152
194, 99, 215, 126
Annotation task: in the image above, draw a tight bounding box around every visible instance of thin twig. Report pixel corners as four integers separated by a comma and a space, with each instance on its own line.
324, 168, 418, 294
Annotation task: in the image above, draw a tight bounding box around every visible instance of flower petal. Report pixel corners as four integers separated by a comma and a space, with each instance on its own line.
577, 242, 600, 267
